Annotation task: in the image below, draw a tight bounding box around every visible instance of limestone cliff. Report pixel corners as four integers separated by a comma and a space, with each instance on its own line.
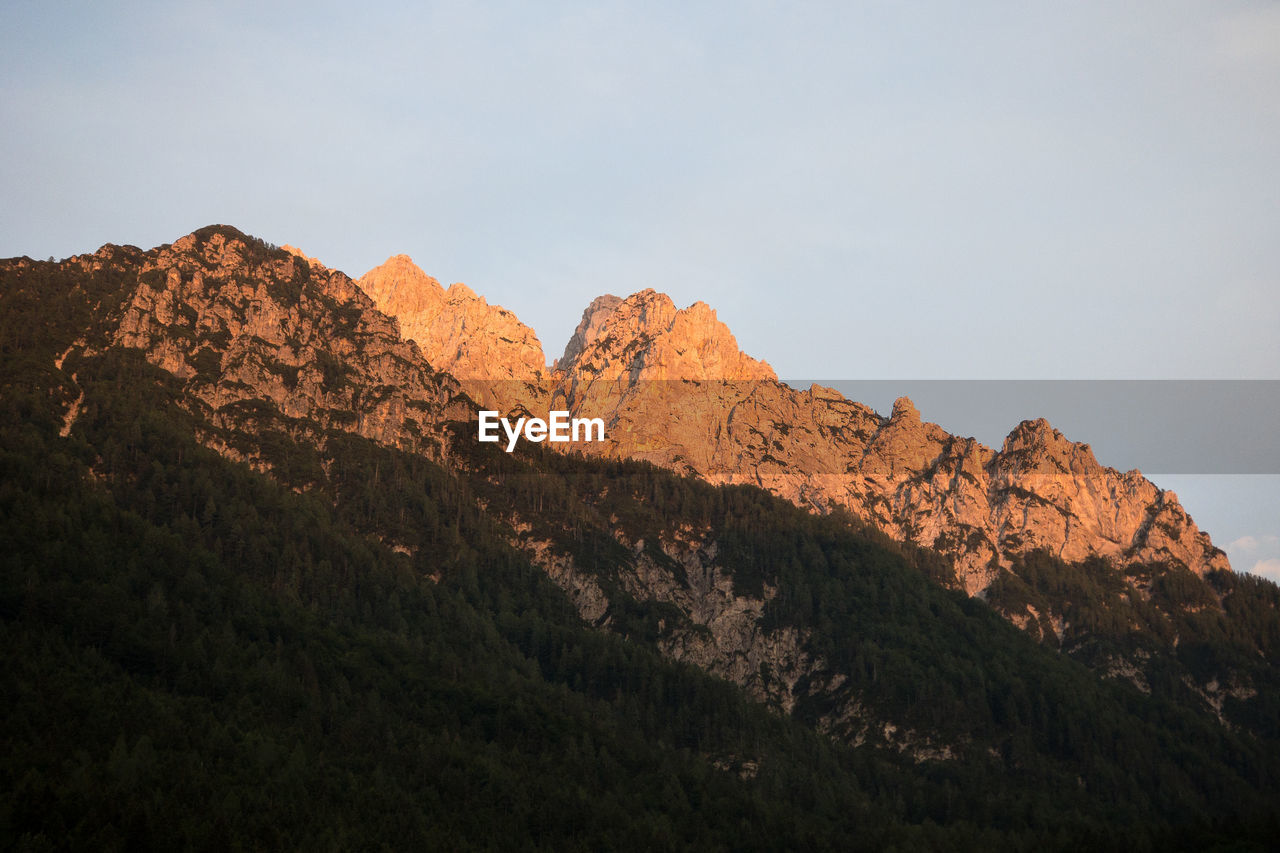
542, 290, 1229, 595
555, 288, 775, 382
358, 255, 546, 380
87, 227, 470, 469
355, 267, 1230, 595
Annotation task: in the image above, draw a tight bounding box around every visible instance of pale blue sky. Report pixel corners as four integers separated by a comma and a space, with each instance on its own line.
3, 1, 1277, 575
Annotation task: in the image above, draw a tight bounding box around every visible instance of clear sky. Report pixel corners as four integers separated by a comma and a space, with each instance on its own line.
3, 1, 1277, 576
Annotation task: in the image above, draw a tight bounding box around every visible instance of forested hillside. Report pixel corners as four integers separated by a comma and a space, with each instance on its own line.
2, 235, 1278, 849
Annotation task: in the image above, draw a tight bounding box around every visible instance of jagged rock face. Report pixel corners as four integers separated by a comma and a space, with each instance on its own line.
356, 254, 550, 414
325, 260, 1234, 594
557, 294, 622, 370
157, 234, 1227, 597
537, 290, 1229, 595
556, 288, 775, 382
94, 227, 468, 465
358, 254, 546, 383
547, 289, 785, 472
281, 244, 324, 269
510, 519, 815, 714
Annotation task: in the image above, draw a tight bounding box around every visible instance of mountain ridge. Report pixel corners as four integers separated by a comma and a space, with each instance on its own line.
35, 224, 1246, 716
13, 227, 1235, 598
357, 253, 548, 383
332, 250, 1229, 596
4, 223, 1279, 846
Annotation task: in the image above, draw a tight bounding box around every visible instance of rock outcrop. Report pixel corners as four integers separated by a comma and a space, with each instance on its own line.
536, 289, 1229, 595
94, 229, 1230, 597
358, 254, 546, 382
555, 288, 775, 382
357, 254, 549, 413
512, 520, 813, 714
557, 294, 622, 370
100, 227, 469, 467
281, 243, 325, 269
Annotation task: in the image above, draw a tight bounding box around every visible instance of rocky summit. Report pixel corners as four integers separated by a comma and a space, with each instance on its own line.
358, 254, 546, 383
81, 228, 471, 471
389, 283, 1227, 597
55, 227, 1231, 600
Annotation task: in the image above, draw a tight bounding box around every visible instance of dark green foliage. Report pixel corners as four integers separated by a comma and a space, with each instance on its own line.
3, 353, 890, 850
316, 349, 350, 393
191, 346, 222, 382
451, 439, 1280, 839
985, 550, 1280, 740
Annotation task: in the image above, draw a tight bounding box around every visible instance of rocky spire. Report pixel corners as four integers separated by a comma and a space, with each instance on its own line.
281, 244, 324, 269
357, 255, 546, 382
555, 288, 776, 381
557, 294, 622, 370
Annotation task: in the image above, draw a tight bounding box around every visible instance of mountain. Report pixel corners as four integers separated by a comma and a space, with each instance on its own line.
471, 289, 1272, 740
3, 225, 1278, 848
342, 273, 1229, 637
556, 289, 777, 381
108, 231, 470, 462
535, 289, 1229, 596
356, 254, 548, 415
357, 254, 547, 383
340, 273, 1225, 601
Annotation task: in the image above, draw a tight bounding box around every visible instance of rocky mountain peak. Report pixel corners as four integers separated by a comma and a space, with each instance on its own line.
557, 288, 776, 381
890, 396, 920, 422
98, 226, 467, 462
999, 417, 1103, 478
281, 244, 324, 269
558, 294, 623, 369
358, 254, 446, 316
357, 255, 545, 381
169, 226, 258, 273
1003, 417, 1059, 450
78, 225, 1234, 599
446, 281, 479, 302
